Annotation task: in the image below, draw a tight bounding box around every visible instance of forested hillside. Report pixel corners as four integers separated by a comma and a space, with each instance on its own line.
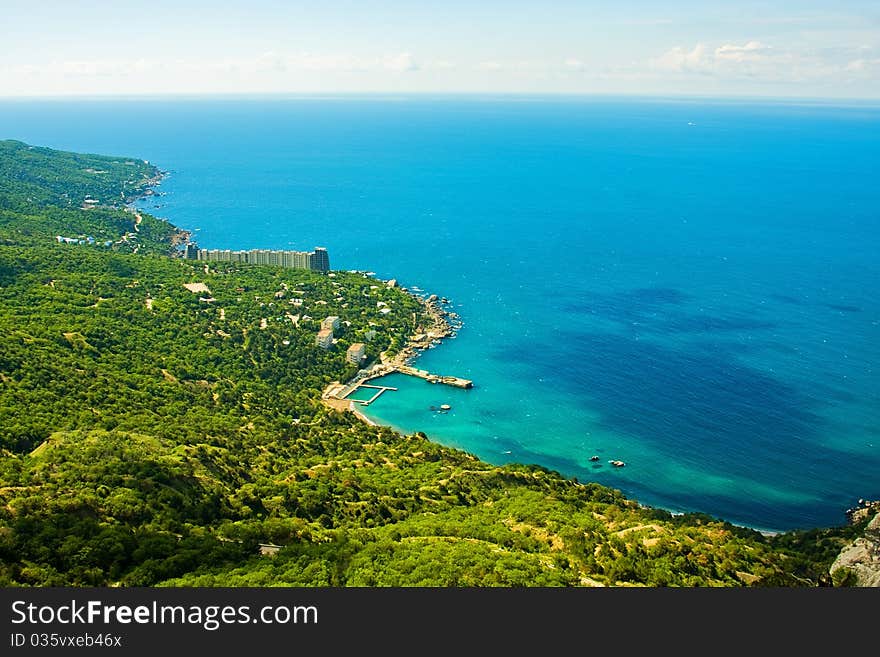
0, 139, 177, 253
0, 139, 866, 587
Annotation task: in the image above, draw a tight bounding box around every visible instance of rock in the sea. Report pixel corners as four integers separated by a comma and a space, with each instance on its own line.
830, 511, 880, 587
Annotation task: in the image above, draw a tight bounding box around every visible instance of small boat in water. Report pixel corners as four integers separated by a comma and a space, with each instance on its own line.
609, 460, 626, 468
589, 455, 600, 462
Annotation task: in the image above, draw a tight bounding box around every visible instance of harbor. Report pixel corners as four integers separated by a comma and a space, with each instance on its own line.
345, 383, 399, 406
321, 285, 472, 416
323, 363, 472, 408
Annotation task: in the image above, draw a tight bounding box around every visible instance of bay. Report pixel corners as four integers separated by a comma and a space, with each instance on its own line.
2, 95, 877, 531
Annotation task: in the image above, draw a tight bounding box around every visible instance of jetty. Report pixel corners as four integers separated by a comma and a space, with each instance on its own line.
346, 383, 398, 406
322, 362, 473, 409
395, 365, 473, 389
321, 286, 472, 415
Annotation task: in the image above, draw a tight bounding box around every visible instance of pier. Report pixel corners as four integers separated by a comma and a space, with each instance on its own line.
325, 380, 399, 406
347, 384, 399, 406
322, 363, 473, 410
395, 365, 473, 388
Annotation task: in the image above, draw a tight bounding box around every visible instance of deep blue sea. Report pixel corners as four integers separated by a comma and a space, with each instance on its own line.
2, 95, 878, 532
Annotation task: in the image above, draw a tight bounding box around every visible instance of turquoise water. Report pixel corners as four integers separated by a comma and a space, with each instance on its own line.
2, 96, 878, 532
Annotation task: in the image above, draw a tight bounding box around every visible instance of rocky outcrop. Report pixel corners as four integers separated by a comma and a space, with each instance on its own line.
830, 510, 880, 587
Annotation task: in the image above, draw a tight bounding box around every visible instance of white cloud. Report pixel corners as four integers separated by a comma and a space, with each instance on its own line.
651, 41, 795, 78
619, 18, 674, 26
476, 60, 504, 71
289, 54, 370, 73
253, 51, 287, 73
12, 59, 159, 78
650, 44, 711, 73
245, 52, 418, 74
845, 58, 880, 76
845, 59, 867, 72
17, 52, 425, 80
3, 38, 877, 98
382, 52, 418, 72
715, 41, 774, 63
646, 39, 880, 89
424, 60, 456, 71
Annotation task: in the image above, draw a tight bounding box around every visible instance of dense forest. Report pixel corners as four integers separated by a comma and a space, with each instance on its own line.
0, 138, 869, 587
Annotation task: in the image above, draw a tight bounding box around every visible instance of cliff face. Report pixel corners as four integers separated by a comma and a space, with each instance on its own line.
830, 511, 880, 587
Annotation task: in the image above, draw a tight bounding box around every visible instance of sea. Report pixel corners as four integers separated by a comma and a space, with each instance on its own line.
2, 94, 877, 533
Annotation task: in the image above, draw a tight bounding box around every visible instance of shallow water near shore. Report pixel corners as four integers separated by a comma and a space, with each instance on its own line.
2, 95, 878, 532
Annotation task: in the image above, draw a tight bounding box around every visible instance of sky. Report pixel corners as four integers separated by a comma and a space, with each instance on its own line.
1, 0, 879, 100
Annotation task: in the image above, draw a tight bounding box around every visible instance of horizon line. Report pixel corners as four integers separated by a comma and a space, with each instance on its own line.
1, 90, 880, 107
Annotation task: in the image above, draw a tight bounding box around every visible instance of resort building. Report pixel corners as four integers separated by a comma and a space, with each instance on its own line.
346, 343, 366, 366
321, 316, 341, 333
184, 242, 330, 273
311, 247, 330, 273
316, 328, 333, 349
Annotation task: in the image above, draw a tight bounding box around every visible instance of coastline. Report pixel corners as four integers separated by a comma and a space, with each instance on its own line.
7, 133, 877, 589
126, 166, 191, 255
349, 403, 378, 427
344, 303, 795, 538
123, 160, 862, 539
322, 282, 465, 420
382, 289, 462, 370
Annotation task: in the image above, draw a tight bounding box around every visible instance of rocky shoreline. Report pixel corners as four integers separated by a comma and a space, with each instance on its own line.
845, 498, 880, 524
831, 502, 880, 586
381, 290, 463, 369
169, 226, 192, 252
125, 167, 191, 255
320, 283, 468, 417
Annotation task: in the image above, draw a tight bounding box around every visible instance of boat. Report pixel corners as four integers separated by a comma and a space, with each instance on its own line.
589, 455, 600, 462
609, 460, 626, 468
440, 404, 452, 411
